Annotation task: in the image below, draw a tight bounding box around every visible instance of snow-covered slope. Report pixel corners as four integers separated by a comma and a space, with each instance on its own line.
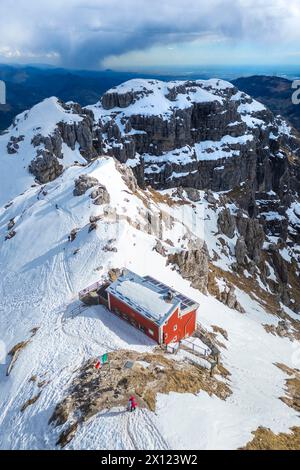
0, 79, 300, 450
0, 97, 86, 206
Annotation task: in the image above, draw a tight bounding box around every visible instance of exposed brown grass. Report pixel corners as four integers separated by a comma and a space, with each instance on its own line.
20, 393, 42, 413
7, 328, 40, 376
212, 325, 229, 341
136, 186, 188, 209
209, 243, 300, 324
242, 426, 300, 450
276, 363, 295, 376
9, 327, 39, 356
263, 323, 299, 342
146, 187, 179, 206
216, 363, 232, 380
275, 363, 300, 412
8, 340, 30, 356
50, 349, 232, 447
281, 145, 300, 165
209, 263, 282, 317
56, 422, 79, 448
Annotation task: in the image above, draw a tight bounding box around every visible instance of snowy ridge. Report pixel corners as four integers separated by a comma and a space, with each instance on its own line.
0, 97, 85, 206
0, 78, 299, 450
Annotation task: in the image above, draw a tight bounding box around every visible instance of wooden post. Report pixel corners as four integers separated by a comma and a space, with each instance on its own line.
210, 362, 217, 377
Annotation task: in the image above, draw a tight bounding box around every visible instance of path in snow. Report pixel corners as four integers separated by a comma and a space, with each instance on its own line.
68, 407, 169, 450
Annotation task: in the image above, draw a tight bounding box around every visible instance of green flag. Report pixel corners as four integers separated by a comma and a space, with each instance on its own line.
101, 353, 108, 365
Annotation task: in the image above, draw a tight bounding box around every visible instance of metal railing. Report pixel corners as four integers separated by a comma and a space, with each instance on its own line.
79, 281, 103, 299
181, 338, 210, 357
69, 303, 89, 318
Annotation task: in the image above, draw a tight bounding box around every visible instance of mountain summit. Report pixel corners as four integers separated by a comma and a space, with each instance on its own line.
0, 78, 299, 450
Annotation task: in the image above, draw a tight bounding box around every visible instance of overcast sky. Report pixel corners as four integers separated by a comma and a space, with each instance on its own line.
1, 0, 300, 70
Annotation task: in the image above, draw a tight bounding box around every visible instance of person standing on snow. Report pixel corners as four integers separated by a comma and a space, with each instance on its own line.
128, 395, 138, 412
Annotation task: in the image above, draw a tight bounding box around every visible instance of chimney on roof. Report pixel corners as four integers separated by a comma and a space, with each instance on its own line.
165, 290, 174, 302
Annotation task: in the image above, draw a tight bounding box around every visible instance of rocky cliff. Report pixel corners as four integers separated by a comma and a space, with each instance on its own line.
1, 78, 299, 314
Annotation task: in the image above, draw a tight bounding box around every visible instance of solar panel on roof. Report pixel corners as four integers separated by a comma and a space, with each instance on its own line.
143, 275, 198, 309
144, 276, 157, 283
178, 295, 187, 301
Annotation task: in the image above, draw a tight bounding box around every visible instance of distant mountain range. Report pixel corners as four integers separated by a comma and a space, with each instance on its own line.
232, 76, 300, 131
0, 65, 203, 131
1, 65, 299, 133
0, 65, 163, 131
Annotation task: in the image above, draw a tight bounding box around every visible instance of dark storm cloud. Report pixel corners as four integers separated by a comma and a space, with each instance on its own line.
0, 0, 299, 68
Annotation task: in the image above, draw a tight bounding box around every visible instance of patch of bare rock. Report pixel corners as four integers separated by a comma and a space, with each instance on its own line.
49, 349, 231, 448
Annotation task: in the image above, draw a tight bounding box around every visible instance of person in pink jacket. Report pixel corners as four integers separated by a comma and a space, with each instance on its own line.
128, 395, 138, 412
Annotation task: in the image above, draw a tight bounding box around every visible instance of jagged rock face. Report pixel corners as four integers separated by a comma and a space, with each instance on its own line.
184, 187, 201, 202
31, 131, 63, 159
73, 175, 99, 196
91, 185, 110, 206
29, 151, 63, 184
217, 206, 265, 266
7, 135, 25, 154
57, 111, 98, 161
29, 130, 64, 183
218, 209, 236, 239
219, 285, 245, 314
3, 80, 299, 213
267, 245, 291, 307
2, 81, 300, 250
235, 212, 265, 263
88, 78, 300, 201
167, 241, 209, 294
26, 101, 99, 184
269, 246, 289, 284
206, 190, 217, 205
115, 162, 138, 193
102, 90, 135, 110
235, 237, 248, 266
74, 174, 110, 205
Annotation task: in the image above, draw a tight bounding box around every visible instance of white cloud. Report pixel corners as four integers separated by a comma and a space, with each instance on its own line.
0, 0, 299, 68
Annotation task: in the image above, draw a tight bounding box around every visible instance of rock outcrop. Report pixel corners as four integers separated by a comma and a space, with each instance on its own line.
218, 208, 236, 239
219, 284, 245, 314
168, 241, 209, 294
235, 212, 265, 264
269, 245, 289, 285
57, 110, 98, 162
184, 187, 201, 202
91, 185, 110, 206
7, 135, 25, 154
116, 162, 138, 193
235, 237, 248, 266
29, 151, 63, 184
73, 175, 99, 197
